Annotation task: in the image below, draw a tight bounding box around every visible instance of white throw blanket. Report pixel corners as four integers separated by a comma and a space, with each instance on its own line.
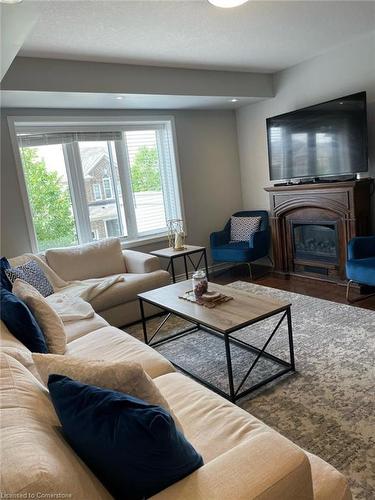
46, 294, 95, 322
25, 253, 125, 321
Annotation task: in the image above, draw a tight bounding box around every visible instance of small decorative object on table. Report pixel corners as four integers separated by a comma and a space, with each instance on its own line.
179, 288, 233, 309
167, 219, 186, 251
192, 270, 208, 299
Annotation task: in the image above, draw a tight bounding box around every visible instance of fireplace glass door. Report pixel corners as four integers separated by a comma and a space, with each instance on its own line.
292, 222, 338, 263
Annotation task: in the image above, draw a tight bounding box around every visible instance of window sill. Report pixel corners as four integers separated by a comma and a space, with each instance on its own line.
120, 233, 169, 249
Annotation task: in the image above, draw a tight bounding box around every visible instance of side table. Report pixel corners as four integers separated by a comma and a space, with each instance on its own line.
150, 245, 209, 283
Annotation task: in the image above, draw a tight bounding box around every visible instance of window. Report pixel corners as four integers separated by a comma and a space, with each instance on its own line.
105, 218, 121, 238
13, 119, 183, 252
102, 176, 113, 199
93, 183, 102, 201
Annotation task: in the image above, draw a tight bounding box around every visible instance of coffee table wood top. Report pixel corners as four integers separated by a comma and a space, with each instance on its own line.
150, 245, 205, 258
138, 281, 291, 334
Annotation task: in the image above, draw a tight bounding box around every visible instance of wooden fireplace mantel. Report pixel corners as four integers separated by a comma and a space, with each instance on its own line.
264, 179, 373, 282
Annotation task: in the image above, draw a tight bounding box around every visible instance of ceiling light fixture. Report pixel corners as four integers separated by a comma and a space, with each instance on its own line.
230, 98, 239, 103
208, 0, 248, 8
0, 0, 24, 4
115, 96, 124, 100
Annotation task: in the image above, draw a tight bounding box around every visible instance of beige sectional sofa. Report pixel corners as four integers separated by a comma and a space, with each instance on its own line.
0, 242, 352, 499
9, 239, 171, 326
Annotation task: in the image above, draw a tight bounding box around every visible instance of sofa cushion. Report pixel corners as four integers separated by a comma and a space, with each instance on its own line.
64, 313, 108, 343
0, 353, 111, 499
154, 372, 267, 463
154, 373, 351, 500
48, 375, 203, 500
0, 288, 48, 353
33, 354, 182, 431
13, 279, 66, 355
46, 238, 126, 281
89, 270, 170, 311
66, 326, 175, 379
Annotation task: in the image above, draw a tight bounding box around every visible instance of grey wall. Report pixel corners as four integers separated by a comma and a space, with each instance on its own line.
236, 32, 375, 217
1, 108, 242, 259
2, 57, 273, 99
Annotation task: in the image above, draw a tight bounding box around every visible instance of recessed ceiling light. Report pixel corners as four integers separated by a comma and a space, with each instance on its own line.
230, 98, 239, 103
115, 96, 124, 100
208, 0, 248, 8
0, 0, 23, 3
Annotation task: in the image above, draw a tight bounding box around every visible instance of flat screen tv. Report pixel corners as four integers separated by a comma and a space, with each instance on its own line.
266, 92, 368, 181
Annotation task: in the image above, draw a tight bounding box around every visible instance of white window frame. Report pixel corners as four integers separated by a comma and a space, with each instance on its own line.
8, 115, 185, 253
92, 183, 102, 201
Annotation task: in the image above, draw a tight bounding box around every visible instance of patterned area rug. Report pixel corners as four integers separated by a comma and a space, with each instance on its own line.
126, 281, 375, 499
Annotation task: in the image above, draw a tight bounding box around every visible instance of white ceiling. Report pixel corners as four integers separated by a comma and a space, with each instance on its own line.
18, 0, 375, 73
0, 90, 263, 109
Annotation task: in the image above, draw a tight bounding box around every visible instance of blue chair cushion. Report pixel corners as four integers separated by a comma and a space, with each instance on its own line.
0, 288, 48, 353
346, 257, 375, 287
48, 375, 203, 500
0, 257, 12, 291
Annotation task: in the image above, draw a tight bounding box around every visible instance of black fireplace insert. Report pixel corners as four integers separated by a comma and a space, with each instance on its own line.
291, 221, 339, 264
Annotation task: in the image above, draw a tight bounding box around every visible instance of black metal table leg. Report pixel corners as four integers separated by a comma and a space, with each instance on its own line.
224, 333, 235, 402
183, 254, 189, 279
203, 248, 209, 280
170, 258, 176, 283
287, 306, 295, 371
139, 298, 148, 344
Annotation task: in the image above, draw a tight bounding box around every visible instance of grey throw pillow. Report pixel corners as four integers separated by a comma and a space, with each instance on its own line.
230, 216, 261, 242
5, 260, 54, 297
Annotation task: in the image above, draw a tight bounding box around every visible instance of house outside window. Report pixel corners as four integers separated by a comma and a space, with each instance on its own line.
12, 118, 184, 252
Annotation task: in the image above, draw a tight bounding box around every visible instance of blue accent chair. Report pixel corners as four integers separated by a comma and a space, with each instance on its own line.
346, 236, 375, 302
210, 210, 271, 278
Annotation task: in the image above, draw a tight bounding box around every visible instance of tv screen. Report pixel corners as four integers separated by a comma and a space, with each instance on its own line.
266, 92, 368, 181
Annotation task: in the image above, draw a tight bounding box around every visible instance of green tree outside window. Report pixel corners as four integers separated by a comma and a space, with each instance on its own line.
130, 146, 162, 192
22, 148, 77, 251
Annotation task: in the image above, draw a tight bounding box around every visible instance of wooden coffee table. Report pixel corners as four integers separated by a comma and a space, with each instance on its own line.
138, 281, 295, 403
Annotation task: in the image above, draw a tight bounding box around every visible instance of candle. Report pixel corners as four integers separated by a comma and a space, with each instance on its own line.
174, 231, 184, 249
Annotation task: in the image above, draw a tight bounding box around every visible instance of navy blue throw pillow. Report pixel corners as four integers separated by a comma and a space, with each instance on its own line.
48, 375, 203, 500
0, 257, 12, 291
0, 288, 48, 353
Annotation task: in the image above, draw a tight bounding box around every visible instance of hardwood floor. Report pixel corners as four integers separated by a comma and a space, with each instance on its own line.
211, 264, 375, 311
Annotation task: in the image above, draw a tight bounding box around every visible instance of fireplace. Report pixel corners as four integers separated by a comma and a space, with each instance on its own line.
291, 222, 338, 264
264, 179, 373, 283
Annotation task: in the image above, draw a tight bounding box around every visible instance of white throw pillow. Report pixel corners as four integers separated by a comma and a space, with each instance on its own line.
230, 216, 261, 242
12, 279, 66, 354
32, 354, 183, 431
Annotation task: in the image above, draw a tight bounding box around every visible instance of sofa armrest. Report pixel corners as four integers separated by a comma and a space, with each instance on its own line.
122, 249, 161, 274
151, 432, 314, 500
